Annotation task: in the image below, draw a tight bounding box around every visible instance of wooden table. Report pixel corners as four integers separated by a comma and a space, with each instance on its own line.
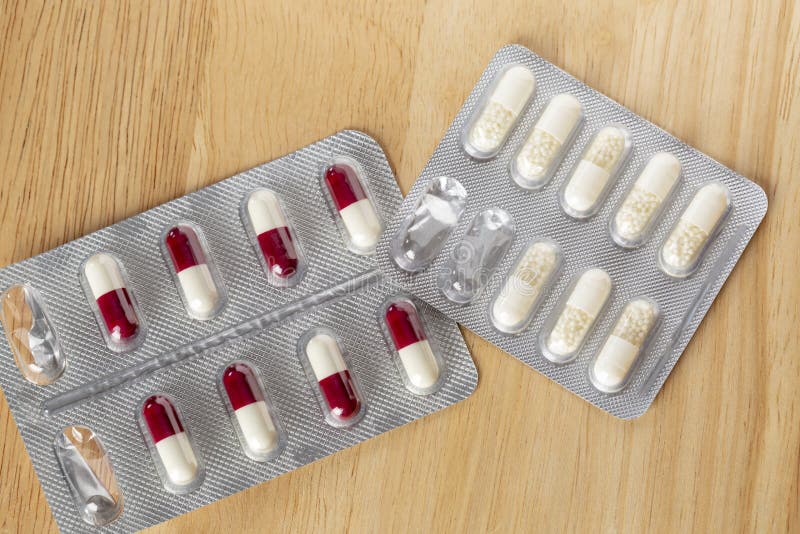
1, 1, 797, 532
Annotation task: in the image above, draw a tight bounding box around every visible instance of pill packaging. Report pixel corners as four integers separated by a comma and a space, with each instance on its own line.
375, 45, 767, 419
0, 130, 478, 532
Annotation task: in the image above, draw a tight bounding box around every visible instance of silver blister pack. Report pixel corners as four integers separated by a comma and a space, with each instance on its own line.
0, 130, 477, 532
375, 45, 767, 419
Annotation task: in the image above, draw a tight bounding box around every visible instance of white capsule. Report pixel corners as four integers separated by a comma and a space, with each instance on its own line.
562, 126, 632, 219
659, 182, 731, 277
463, 65, 536, 159
590, 298, 659, 393
512, 94, 584, 189
612, 153, 682, 247
490, 241, 561, 334
543, 268, 612, 363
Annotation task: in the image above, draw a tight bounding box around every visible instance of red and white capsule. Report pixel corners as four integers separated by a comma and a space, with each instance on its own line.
221, 362, 282, 461
163, 224, 225, 319
383, 299, 443, 394
301, 331, 364, 427
82, 253, 143, 351
322, 157, 383, 254
244, 189, 305, 287
140, 394, 203, 492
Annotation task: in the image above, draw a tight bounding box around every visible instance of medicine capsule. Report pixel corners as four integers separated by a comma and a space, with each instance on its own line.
511, 94, 584, 190
590, 298, 659, 393
561, 125, 632, 219
490, 240, 562, 334
302, 331, 364, 427
322, 157, 383, 255
659, 181, 731, 277
542, 268, 612, 363
140, 394, 203, 492
462, 65, 536, 160
221, 362, 283, 461
163, 224, 225, 319
82, 253, 143, 351
383, 298, 443, 394
245, 189, 306, 287
611, 153, 682, 248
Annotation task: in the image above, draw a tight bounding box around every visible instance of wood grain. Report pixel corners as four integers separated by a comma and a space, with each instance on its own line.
1, 0, 798, 532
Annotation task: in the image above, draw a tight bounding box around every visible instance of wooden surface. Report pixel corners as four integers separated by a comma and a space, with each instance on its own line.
1, 1, 798, 532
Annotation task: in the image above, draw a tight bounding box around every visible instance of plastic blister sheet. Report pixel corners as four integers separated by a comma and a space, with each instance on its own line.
0, 130, 478, 532
375, 45, 767, 419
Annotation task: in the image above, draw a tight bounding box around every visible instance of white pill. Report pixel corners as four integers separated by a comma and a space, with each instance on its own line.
591, 298, 658, 393
464, 65, 536, 159
491, 241, 561, 334
544, 268, 612, 362
512, 94, 584, 189
660, 181, 731, 277
562, 126, 631, 218
612, 153, 681, 247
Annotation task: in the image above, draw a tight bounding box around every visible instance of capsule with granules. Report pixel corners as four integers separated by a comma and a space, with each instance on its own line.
541, 268, 612, 364
659, 181, 731, 278
462, 65, 536, 160
490, 240, 562, 334
590, 298, 659, 393
561, 125, 632, 219
611, 153, 682, 248
511, 94, 584, 190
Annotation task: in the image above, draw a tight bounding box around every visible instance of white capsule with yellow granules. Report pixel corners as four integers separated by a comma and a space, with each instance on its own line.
610, 152, 682, 248
541, 268, 612, 364
561, 125, 632, 219
511, 94, 584, 190
658, 181, 731, 278
461, 65, 536, 160
589, 298, 660, 393
489, 240, 562, 334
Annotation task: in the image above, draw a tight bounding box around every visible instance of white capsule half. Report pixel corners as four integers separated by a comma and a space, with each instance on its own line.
512, 94, 584, 190
611, 153, 682, 247
490, 241, 562, 334
247, 189, 287, 234
235, 401, 278, 456
543, 268, 612, 363
590, 298, 659, 393
562, 125, 632, 219
659, 181, 731, 277
155, 432, 199, 487
463, 65, 536, 159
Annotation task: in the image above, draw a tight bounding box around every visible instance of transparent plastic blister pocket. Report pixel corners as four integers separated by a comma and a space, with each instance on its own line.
0, 131, 478, 532
375, 45, 768, 419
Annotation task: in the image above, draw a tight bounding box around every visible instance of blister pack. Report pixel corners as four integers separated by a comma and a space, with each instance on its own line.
0, 130, 478, 532
376, 45, 767, 419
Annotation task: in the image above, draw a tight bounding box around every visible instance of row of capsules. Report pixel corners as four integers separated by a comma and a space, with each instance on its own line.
389, 64, 732, 395
140, 292, 445, 497
1, 157, 447, 524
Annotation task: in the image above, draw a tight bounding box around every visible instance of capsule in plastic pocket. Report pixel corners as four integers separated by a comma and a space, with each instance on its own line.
298, 329, 365, 427
322, 156, 384, 255
139, 394, 204, 493
461, 64, 536, 160
81, 253, 145, 352
381, 296, 444, 394
162, 223, 227, 319
243, 188, 307, 287
511, 93, 584, 190
220, 361, 285, 461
